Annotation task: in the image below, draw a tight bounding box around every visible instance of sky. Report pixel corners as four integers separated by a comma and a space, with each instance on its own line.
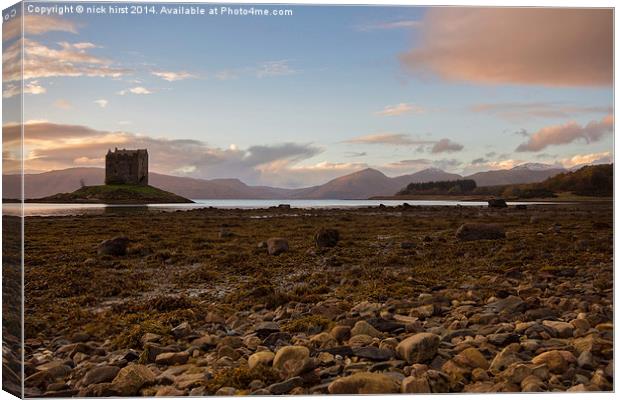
2, 3, 614, 187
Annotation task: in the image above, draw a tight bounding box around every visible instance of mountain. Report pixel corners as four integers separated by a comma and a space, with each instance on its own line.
289, 168, 400, 199
3, 164, 570, 200
510, 162, 562, 171
464, 165, 566, 187
2, 168, 295, 200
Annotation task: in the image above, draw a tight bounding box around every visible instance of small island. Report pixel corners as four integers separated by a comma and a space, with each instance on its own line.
27, 184, 194, 204
27, 148, 193, 204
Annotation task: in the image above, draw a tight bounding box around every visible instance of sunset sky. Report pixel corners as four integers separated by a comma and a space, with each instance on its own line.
2, 4, 614, 187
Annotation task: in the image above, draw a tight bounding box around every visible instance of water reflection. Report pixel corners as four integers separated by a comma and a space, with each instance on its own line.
4, 199, 566, 217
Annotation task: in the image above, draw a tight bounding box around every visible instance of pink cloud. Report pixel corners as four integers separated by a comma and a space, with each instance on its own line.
516, 115, 613, 152
401, 8, 612, 87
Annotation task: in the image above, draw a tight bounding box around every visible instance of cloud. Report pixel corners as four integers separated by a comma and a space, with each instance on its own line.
152, 70, 196, 81
471, 102, 613, 121
256, 60, 297, 78
3, 39, 130, 82
3, 80, 47, 98
215, 70, 238, 80
516, 115, 613, 152
462, 158, 525, 175
512, 129, 529, 137
53, 99, 72, 110
400, 8, 612, 87
559, 152, 612, 168
117, 86, 153, 95
3, 15, 78, 42
94, 99, 108, 108
9, 121, 324, 186
344, 133, 434, 146
431, 138, 464, 153
376, 103, 425, 117
384, 158, 462, 173
270, 161, 368, 187
356, 20, 421, 31
345, 151, 367, 158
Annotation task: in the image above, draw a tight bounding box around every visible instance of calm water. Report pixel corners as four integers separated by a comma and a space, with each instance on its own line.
3, 199, 559, 217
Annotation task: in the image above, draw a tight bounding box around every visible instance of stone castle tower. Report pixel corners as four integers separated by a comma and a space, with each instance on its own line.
105, 148, 149, 185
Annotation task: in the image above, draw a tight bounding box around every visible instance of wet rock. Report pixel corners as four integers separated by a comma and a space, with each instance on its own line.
396, 333, 440, 363
401, 375, 431, 393
314, 228, 339, 248
171, 322, 192, 338
352, 346, 393, 361
248, 351, 275, 370
456, 223, 506, 241
215, 387, 236, 396
351, 320, 381, 338
310, 332, 337, 349
348, 334, 374, 347
532, 350, 569, 374
253, 321, 280, 338
155, 386, 186, 396
82, 366, 120, 386
485, 295, 526, 314
111, 364, 155, 396
489, 343, 521, 374
155, 351, 190, 365
542, 320, 574, 338
330, 326, 351, 343
267, 238, 289, 255
521, 375, 545, 392
577, 351, 595, 370
454, 347, 489, 370
267, 377, 303, 394
487, 199, 508, 208
273, 346, 310, 377
328, 372, 399, 394
97, 236, 130, 256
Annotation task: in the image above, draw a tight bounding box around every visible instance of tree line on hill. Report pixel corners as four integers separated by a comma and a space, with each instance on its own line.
396, 164, 613, 198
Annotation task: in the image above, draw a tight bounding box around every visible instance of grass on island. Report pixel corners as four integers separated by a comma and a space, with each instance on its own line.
29, 184, 194, 204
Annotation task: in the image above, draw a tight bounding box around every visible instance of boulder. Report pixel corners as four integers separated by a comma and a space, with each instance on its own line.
273, 346, 310, 377
314, 228, 340, 248
328, 372, 399, 394
155, 351, 190, 365
111, 364, 156, 396
456, 224, 506, 241
487, 198, 508, 208
401, 375, 431, 393
532, 350, 569, 374
267, 238, 289, 256
248, 351, 275, 370
82, 366, 120, 386
542, 320, 574, 338
97, 236, 130, 256
396, 333, 440, 363
350, 320, 381, 338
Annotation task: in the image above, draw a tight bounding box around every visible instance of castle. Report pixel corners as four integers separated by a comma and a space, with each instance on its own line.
105, 148, 149, 185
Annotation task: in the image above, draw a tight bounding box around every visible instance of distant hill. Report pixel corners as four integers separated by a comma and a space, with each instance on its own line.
289, 168, 400, 199
392, 168, 463, 189
3, 163, 572, 200
467, 164, 612, 199
465, 164, 566, 186
2, 168, 295, 200
537, 164, 612, 197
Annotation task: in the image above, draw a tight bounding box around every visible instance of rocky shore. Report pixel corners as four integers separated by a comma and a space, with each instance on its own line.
21, 203, 613, 396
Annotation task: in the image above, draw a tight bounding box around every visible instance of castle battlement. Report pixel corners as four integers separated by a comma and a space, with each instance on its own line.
105, 148, 148, 185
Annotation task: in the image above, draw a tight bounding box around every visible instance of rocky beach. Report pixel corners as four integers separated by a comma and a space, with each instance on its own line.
20, 203, 613, 396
